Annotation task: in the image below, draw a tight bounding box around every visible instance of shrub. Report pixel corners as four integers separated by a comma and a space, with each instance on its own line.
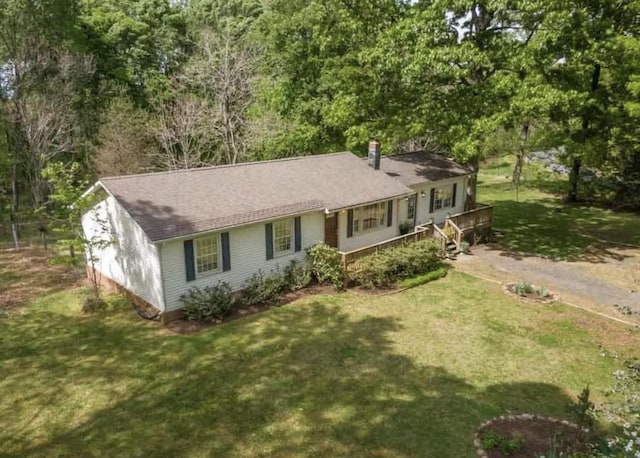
306, 242, 344, 289
481, 431, 524, 456
180, 282, 236, 321
567, 386, 595, 429
351, 239, 442, 289
460, 241, 470, 254
241, 269, 288, 306
535, 286, 550, 298
399, 266, 447, 289
283, 260, 312, 291
514, 281, 534, 296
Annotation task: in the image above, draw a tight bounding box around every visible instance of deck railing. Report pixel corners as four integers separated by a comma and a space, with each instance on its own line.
339, 204, 493, 281
340, 223, 434, 279
447, 204, 493, 232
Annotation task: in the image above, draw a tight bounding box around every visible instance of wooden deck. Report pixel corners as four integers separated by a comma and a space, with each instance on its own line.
339, 205, 493, 278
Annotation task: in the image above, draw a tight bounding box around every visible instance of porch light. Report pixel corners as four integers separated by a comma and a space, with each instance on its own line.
420, 191, 427, 198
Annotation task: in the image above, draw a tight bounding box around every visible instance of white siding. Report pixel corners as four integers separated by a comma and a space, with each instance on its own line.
81, 196, 165, 310
337, 199, 400, 252
160, 212, 325, 311
413, 176, 468, 226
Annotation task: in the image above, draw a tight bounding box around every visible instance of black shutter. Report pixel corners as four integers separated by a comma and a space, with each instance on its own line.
265, 223, 273, 260
294, 217, 302, 252
429, 188, 435, 213
451, 183, 457, 208
387, 200, 393, 227
347, 209, 354, 238
184, 239, 195, 282
221, 232, 231, 271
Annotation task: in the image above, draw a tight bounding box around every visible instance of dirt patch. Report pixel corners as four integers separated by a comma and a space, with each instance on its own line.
0, 246, 83, 310
476, 415, 591, 458
166, 284, 339, 334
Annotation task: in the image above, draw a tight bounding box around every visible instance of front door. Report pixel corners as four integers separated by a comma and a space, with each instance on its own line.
324, 214, 338, 248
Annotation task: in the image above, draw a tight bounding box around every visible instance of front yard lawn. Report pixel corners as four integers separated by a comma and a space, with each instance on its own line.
1, 267, 638, 457
478, 159, 640, 260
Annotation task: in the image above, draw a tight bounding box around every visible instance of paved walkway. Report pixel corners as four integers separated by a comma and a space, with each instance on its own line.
453, 244, 640, 326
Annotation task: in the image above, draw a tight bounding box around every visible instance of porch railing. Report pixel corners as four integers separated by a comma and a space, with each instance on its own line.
340, 223, 434, 280
338, 204, 493, 282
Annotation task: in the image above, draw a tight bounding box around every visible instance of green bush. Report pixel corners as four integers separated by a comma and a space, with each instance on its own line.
241, 268, 287, 306
306, 242, 344, 289
399, 266, 447, 289
180, 282, 237, 321
514, 281, 534, 296
481, 431, 524, 456
351, 239, 442, 289
535, 286, 550, 298
283, 260, 312, 291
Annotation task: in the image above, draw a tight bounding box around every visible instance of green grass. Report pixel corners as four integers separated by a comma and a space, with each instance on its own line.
1, 271, 638, 457
478, 159, 640, 260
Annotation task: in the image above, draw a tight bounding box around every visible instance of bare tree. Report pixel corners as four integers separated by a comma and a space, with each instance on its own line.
153, 95, 214, 170
183, 25, 260, 165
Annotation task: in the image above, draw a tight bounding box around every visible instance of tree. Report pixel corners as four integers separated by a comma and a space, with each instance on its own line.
153, 94, 214, 170
95, 95, 155, 176
0, 0, 92, 249
182, 27, 259, 164
42, 162, 113, 304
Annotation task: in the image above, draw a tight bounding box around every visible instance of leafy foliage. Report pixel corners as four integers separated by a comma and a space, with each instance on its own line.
241, 268, 287, 306
566, 386, 595, 430
180, 282, 237, 321
41, 162, 113, 299
351, 239, 442, 289
306, 242, 344, 290
481, 431, 524, 456
283, 260, 311, 291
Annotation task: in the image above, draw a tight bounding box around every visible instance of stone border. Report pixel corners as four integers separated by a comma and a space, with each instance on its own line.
503, 283, 558, 304
473, 414, 586, 458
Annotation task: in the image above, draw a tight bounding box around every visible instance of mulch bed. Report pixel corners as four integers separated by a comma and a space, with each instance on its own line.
166, 284, 338, 334
475, 415, 592, 458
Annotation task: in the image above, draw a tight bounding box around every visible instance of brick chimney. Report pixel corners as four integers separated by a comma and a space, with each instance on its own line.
368, 140, 381, 170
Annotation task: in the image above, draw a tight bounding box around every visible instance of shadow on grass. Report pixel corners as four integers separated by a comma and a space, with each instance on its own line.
488, 197, 640, 263
2, 300, 577, 457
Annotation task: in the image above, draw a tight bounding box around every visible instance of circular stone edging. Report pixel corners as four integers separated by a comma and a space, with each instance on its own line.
473, 414, 587, 458
503, 283, 558, 304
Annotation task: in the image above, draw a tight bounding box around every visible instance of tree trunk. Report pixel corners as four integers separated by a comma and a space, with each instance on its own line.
466, 155, 479, 210
568, 158, 582, 202
569, 63, 601, 202
10, 162, 20, 250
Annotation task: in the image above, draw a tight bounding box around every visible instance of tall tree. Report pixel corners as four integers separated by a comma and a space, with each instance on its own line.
0, 0, 91, 248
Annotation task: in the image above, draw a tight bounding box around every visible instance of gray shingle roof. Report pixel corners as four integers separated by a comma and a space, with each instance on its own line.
379, 151, 470, 187
99, 152, 414, 242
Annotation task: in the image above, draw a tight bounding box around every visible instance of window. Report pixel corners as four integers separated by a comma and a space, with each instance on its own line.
195, 235, 220, 274
352, 202, 386, 234
407, 194, 417, 220
434, 188, 452, 211
273, 219, 293, 256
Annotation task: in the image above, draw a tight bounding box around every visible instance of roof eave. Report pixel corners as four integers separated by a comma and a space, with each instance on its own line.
151, 205, 327, 244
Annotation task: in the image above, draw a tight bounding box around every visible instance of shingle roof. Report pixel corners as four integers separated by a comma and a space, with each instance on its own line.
379, 151, 470, 187
99, 152, 414, 242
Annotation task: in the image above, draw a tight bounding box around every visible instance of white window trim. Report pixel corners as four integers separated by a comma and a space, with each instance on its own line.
194, 234, 221, 277
273, 218, 294, 257
407, 194, 417, 220
352, 201, 387, 236
433, 186, 453, 212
